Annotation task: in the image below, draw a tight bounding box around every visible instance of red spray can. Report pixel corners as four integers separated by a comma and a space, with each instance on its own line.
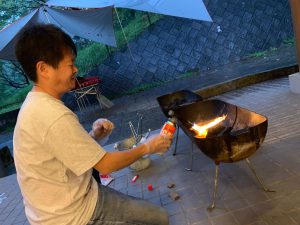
160, 118, 176, 136
157, 118, 176, 155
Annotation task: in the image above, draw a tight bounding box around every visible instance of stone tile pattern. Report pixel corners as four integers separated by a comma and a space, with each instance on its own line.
79, 45, 297, 144
0, 175, 28, 225
1, 77, 300, 225
96, 0, 293, 97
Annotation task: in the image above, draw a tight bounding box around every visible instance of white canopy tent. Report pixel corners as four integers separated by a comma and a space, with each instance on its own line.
46, 0, 213, 22
0, 6, 116, 61
44, 0, 212, 75
1, 0, 212, 61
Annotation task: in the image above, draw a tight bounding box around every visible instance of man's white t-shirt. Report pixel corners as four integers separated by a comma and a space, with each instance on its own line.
13, 91, 106, 225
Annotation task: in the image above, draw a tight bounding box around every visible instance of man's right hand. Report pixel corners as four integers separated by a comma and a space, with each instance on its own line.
90, 118, 114, 141
144, 134, 173, 154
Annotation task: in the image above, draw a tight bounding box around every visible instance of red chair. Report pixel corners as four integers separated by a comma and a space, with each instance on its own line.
71, 76, 113, 112
74, 76, 101, 89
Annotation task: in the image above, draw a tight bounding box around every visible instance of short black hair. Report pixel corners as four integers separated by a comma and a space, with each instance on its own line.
15, 24, 77, 82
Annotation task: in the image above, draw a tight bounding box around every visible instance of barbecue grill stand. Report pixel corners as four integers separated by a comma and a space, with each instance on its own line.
172, 99, 275, 211
207, 158, 275, 211
156, 90, 203, 156
185, 142, 194, 171
207, 162, 219, 211
168, 110, 180, 156
245, 158, 275, 192
173, 124, 180, 156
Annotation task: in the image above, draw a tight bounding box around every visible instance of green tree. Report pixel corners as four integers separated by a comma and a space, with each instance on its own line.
0, 0, 45, 89
0, 0, 42, 29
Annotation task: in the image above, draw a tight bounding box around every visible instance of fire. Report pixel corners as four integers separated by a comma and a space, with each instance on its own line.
190, 115, 226, 138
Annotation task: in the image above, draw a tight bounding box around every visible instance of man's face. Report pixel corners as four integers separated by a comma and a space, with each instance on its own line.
47, 50, 78, 96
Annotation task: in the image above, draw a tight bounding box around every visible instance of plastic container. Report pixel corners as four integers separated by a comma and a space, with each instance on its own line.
114, 135, 151, 171
289, 72, 300, 94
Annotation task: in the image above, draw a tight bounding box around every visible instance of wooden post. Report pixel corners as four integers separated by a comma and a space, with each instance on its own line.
289, 0, 300, 70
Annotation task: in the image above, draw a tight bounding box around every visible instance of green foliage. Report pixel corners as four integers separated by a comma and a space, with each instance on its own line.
0, 0, 40, 115
75, 12, 162, 76
269, 47, 277, 51
119, 81, 163, 97
113, 8, 137, 26
1, 123, 15, 133
115, 12, 162, 48
115, 70, 199, 98
114, 71, 198, 98
0, 61, 29, 87
75, 42, 108, 75
179, 69, 199, 79
283, 37, 295, 46
0, 0, 42, 29
0, 82, 32, 115
246, 37, 295, 60
246, 51, 267, 58
0, 5, 163, 113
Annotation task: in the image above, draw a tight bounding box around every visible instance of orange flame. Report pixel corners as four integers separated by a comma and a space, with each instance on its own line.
190, 115, 226, 138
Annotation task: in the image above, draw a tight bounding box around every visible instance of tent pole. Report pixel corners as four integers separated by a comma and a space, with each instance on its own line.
114, 8, 139, 75
42, 6, 51, 23
289, 0, 300, 70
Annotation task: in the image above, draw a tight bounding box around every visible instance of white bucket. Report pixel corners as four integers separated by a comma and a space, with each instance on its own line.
289, 72, 300, 94
114, 135, 151, 171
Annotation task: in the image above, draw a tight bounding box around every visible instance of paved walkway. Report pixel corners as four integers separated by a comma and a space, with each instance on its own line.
1, 76, 300, 225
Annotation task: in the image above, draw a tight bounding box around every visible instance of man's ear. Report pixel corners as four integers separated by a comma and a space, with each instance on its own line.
36, 61, 50, 79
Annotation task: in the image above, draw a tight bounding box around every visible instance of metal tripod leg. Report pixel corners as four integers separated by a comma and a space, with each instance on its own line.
245, 158, 275, 192
173, 125, 179, 156
207, 163, 219, 211
185, 142, 194, 171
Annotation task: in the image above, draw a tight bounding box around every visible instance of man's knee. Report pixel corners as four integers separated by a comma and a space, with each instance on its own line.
152, 207, 169, 225
160, 208, 169, 225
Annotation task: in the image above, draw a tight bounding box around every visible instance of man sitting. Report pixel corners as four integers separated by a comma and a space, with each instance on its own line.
13, 24, 172, 225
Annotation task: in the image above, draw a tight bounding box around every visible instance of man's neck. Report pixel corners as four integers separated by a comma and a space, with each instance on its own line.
33, 83, 62, 99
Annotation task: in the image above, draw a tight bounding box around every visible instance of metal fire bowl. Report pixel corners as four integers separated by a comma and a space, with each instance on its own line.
173, 99, 268, 163
114, 135, 151, 171
157, 89, 203, 117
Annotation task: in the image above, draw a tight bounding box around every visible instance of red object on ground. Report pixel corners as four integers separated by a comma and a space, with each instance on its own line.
99, 174, 114, 186
147, 184, 153, 191
131, 175, 139, 183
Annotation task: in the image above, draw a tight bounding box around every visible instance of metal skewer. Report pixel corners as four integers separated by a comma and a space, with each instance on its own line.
137, 113, 144, 136
128, 121, 137, 140
144, 129, 151, 139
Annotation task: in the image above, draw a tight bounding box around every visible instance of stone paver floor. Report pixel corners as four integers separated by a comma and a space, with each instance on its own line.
1, 77, 300, 225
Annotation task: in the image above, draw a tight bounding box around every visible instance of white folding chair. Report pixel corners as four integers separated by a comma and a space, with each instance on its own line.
72, 76, 113, 112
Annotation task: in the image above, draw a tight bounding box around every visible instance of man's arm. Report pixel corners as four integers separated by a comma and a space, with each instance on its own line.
93, 144, 148, 175
93, 134, 172, 175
